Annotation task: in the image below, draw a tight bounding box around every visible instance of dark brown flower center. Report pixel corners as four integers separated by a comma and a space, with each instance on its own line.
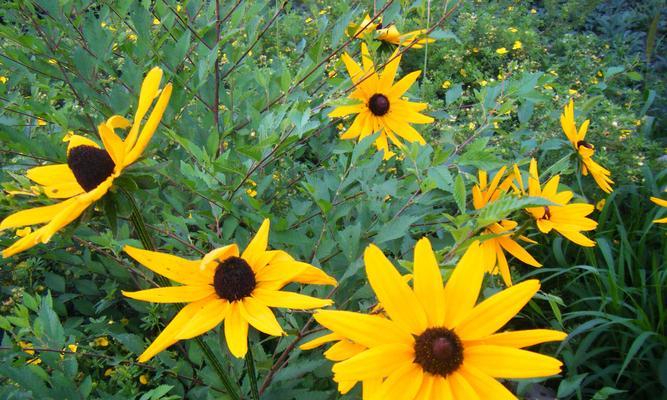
413, 327, 463, 377
543, 205, 552, 220
67, 145, 115, 192
213, 257, 256, 302
576, 140, 594, 150
369, 93, 390, 116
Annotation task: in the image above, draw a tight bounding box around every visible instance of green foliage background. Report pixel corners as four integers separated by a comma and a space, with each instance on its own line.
0, 0, 665, 399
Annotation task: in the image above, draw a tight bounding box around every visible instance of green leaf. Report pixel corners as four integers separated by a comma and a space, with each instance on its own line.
445, 84, 463, 105
453, 174, 466, 213
476, 196, 555, 228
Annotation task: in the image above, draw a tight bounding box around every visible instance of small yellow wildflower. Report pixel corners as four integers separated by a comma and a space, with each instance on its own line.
100, 22, 107, 28
531, 8, 537, 14
441, 80, 452, 89
48, 59, 57, 65
596, 199, 606, 211
319, 9, 327, 15
468, 122, 476, 130
493, 121, 500, 128
568, 89, 578, 95
496, 47, 508, 55
0, 76, 8, 83
18, 341, 35, 355
508, 27, 518, 33
513, 40, 523, 50
153, 18, 160, 25
15, 227, 32, 238
221, 53, 229, 64
459, 68, 467, 77
94, 337, 110, 347
128, 33, 138, 42
305, 17, 313, 24
328, 70, 337, 78
104, 368, 114, 377
336, 123, 344, 131
472, 47, 479, 53
543, 84, 554, 90
634, 119, 642, 126
67, 344, 78, 352
139, 374, 149, 385
549, 70, 559, 76
597, 71, 603, 77
37, 118, 47, 126
176, 4, 182, 12
480, 80, 488, 86
246, 189, 257, 197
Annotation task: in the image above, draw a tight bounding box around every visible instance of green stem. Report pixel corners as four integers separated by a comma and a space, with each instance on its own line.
246, 340, 260, 400
120, 188, 241, 400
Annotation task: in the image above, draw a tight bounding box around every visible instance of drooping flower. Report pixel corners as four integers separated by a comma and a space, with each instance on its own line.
650, 196, 667, 224
560, 99, 614, 193
329, 44, 433, 159
0, 67, 172, 257
473, 167, 541, 286
347, 15, 434, 49
308, 238, 566, 399
516, 159, 598, 247
122, 219, 337, 361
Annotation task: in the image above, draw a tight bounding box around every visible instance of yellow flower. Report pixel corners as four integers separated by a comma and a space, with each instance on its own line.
531, 8, 538, 14
128, 33, 138, 42
329, 44, 433, 160
376, 25, 435, 49
472, 47, 479, 53
517, 159, 598, 247
513, 41, 522, 50
18, 341, 35, 355
508, 27, 518, 33
473, 167, 541, 286
650, 196, 667, 223
560, 99, 614, 193
122, 219, 336, 360
307, 239, 566, 398
37, 118, 47, 126
459, 68, 467, 77
176, 5, 182, 12
568, 89, 577, 95
441, 80, 452, 89
153, 18, 160, 25
479, 80, 488, 87
0, 67, 172, 258
246, 188, 257, 197
543, 84, 554, 90
48, 59, 57, 65
596, 199, 606, 211
104, 368, 114, 377
496, 47, 508, 55
67, 344, 78, 352
305, 17, 313, 24
347, 14, 380, 38
139, 374, 149, 385
0, 76, 8, 83
15, 227, 32, 238
94, 337, 110, 347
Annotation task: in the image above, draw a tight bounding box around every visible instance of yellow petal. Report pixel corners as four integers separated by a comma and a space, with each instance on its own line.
331, 344, 413, 381
465, 329, 567, 349
98, 123, 125, 167
106, 115, 131, 130
497, 236, 541, 267
257, 259, 337, 290
137, 295, 217, 362
458, 363, 517, 400
432, 376, 455, 400
0, 197, 78, 230
239, 296, 284, 336
448, 371, 481, 400
175, 299, 229, 339
375, 362, 423, 400
442, 241, 486, 327
413, 238, 445, 326
123, 245, 209, 285
414, 374, 435, 399
224, 302, 249, 358
388, 70, 421, 98
364, 244, 427, 334
122, 285, 214, 303
42, 181, 85, 199
199, 244, 240, 278
379, 49, 401, 88
26, 164, 76, 186
252, 288, 332, 309
324, 340, 366, 361
455, 280, 540, 340
242, 219, 270, 270
2, 227, 44, 257
464, 345, 563, 378
124, 83, 173, 166
313, 310, 413, 348
67, 135, 100, 154
329, 103, 364, 118
300, 332, 342, 350
125, 67, 164, 150
650, 197, 667, 207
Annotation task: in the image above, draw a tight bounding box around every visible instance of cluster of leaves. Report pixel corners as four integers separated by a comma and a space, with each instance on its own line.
0, 0, 665, 399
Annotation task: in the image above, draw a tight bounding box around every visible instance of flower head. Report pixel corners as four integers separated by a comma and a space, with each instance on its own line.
473, 167, 541, 286
307, 239, 566, 399
347, 15, 434, 49
0, 67, 172, 257
560, 99, 613, 193
650, 196, 667, 224
329, 44, 433, 159
517, 159, 598, 247
122, 219, 336, 360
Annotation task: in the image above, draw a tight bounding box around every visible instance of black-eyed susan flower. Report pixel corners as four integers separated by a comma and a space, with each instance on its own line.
516, 159, 598, 247
473, 167, 541, 286
122, 219, 337, 361
0, 67, 172, 258
329, 44, 433, 159
650, 196, 667, 224
347, 15, 434, 49
560, 99, 613, 193
309, 238, 566, 399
